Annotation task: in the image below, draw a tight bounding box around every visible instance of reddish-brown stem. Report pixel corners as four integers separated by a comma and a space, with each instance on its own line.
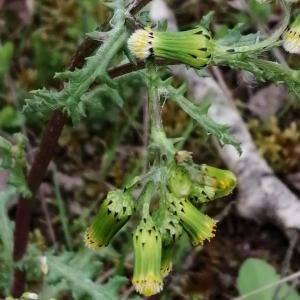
130, 0, 152, 15
11, 2, 155, 297
11, 37, 114, 297
12, 111, 67, 296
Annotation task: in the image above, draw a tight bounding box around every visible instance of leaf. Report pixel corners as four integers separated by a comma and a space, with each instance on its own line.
238, 258, 300, 300
24, 6, 127, 123
46, 250, 130, 300
164, 83, 241, 153
200, 11, 214, 29
216, 24, 263, 47
215, 55, 300, 104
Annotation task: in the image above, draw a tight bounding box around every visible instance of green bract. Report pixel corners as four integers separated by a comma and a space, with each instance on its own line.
167, 165, 192, 198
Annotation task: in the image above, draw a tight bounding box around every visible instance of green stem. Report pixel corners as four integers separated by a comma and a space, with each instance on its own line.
215, 0, 290, 55
146, 62, 175, 158
213, 55, 300, 101
147, 63, 163, 134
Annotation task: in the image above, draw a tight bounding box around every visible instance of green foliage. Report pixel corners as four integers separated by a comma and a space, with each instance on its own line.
215, 0, 290, 54
162, 81, 241, 152
0, 42, 14, 78
43, 251, 137, 300
31, 33, 64, 85
24, 3, 127, 123
237, 258, 300, 300
0, 106, 25, 130
248, 0, 272, 22
215, 24, 262, 48
0, 134, 30, 197
0, 188, 15, 296
216, 54, 300, 102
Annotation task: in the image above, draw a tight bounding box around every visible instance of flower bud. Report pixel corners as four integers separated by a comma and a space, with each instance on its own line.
199, 164, 237, 199
132, 217, 163, 297
283, 13, 300, 54
188, 164, 236, 200
128, 26, 214, 69
167, 165, 192, 198
84, 189, 134, 250
167, 193, 216, 246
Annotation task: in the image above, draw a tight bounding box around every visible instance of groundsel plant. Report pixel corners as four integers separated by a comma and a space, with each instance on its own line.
2, 0, 300, 298
84, 0, 300, 297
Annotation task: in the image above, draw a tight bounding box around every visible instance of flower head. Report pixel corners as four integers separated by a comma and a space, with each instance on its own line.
283, 13, 300, 54
199, 164, 237, 199
168, 193, 216, 246
132, 217, 163, 297
128, 26, 214, 68
188, 164, 236, 200
127, 28, 154, 60
84, 189, 134, 250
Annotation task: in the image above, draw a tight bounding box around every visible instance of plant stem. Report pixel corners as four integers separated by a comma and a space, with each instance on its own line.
213, 55, 300, 101
12, 110, 67, 296
130, 0, 152, 15
146, 62, 175, 158
147, 63, 163, 134
11, 0, 153, 296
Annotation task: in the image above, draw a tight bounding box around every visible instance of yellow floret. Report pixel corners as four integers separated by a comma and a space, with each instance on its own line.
283, 29, 300, 54
127, 28, 153, 59
132, 276, 163, 297
84, 226, 105, 250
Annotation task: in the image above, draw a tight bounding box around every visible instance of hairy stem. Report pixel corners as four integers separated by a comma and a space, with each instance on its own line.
213, 55, 300, 101
147, 63, 175, 158
147, 63, 163, 133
